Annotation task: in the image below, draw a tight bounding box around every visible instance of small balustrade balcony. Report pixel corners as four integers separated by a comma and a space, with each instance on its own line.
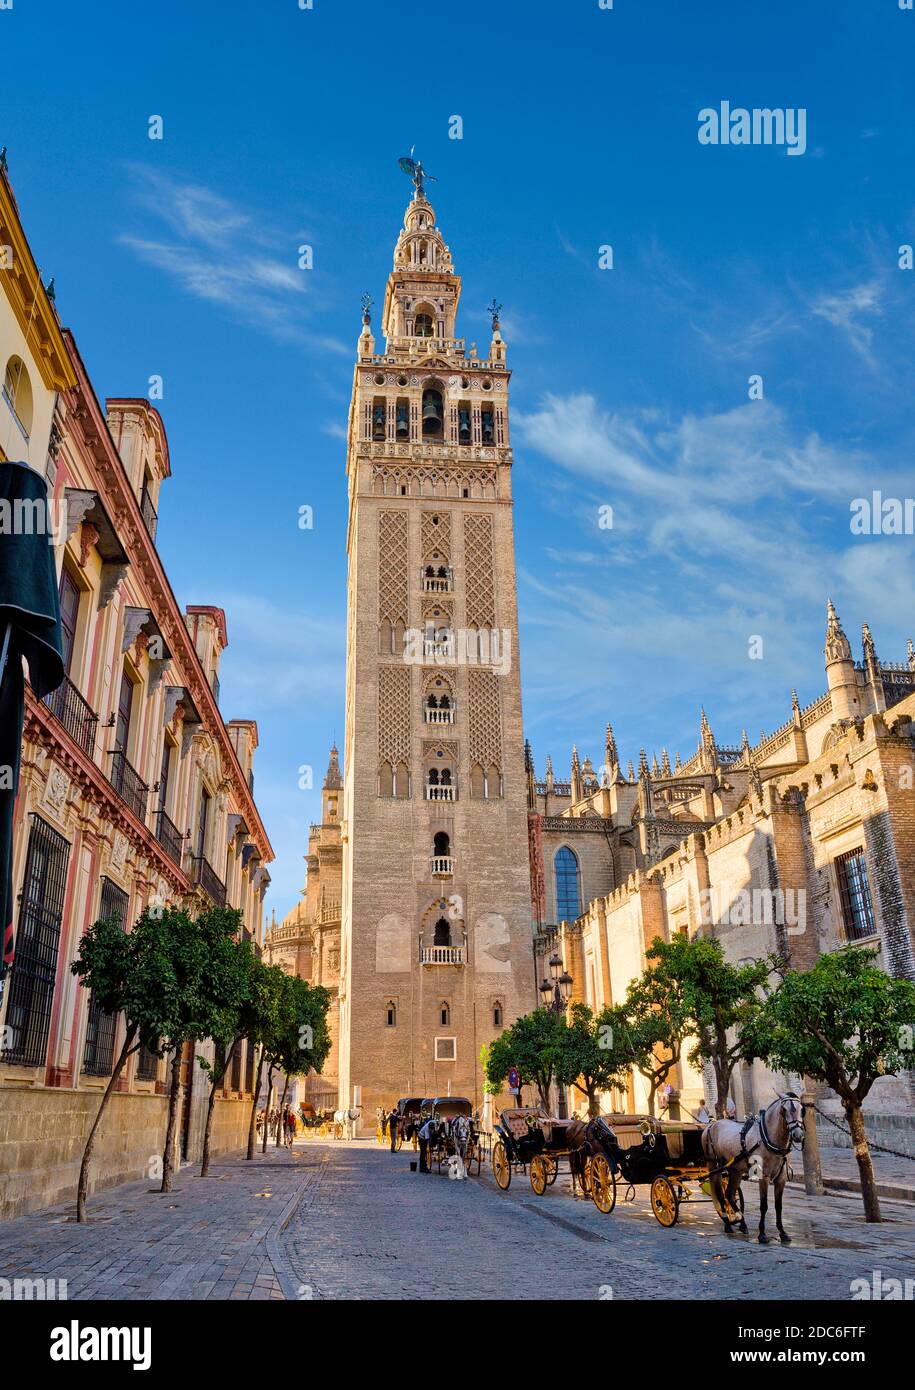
190, 854, 227, 907
430, 855, 454, 877
425, 784, 456, 802
423, 637, 454, 660
420, 943, 466, 966
424, 706, 454, 724
422, 571, 453, 593
43, 675, 98, 757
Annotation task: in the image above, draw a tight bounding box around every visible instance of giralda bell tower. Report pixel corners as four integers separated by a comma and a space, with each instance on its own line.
339, 159, 534, 1125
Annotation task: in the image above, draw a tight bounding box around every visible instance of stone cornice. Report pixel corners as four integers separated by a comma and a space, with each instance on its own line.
0, 171, 76, 393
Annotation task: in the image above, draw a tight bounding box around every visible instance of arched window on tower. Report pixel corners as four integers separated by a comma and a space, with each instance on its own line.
493, 1000, 503, 1028
433, 917, 451, 947
440, 1000, 450, 1026
379, 762, 394, 797
385, 1000, 397, 1027
555, 846, 582, 922
372, 397, 386, 440
415, 310, 433, 336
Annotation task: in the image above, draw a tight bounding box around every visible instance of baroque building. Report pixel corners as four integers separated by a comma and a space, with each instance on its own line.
264, 745, 342, 1112
0, 156, 273, 1217
530, 604, 915, 1140
336, 172, 536, 1124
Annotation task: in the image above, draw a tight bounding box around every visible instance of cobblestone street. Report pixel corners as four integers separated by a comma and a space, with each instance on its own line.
284, 1139, 915, 1301
2, 1137, 914, 1302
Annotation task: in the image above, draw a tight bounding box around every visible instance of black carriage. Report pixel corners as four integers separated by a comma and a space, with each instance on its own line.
425, 1097, 482, 1175
491, 1108, 585, 1196
578, 1114, 711, 1226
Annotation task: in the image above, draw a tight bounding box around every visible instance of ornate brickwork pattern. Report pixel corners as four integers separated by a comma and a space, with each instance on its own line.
422, 510, 451, 562
378, 511, 409, 623
377, 665, 411, 766
464, 514, 496, 627
468, 669, 502, 768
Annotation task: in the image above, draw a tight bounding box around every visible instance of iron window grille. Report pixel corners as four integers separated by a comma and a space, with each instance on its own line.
229, 1038, 242, 1092
1, 817, 71, 1067
836, 848, 877, 942
136, 1042, 160, 1081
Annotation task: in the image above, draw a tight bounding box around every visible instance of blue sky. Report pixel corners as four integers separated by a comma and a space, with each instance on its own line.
5, 0, 915, 917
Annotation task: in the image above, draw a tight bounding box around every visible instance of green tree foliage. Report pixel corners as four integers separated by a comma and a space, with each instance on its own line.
485, 1009, 567, 1108
555, 1003, 631, 1116
641, 934, 771, 1117
741, 948, 915, 1222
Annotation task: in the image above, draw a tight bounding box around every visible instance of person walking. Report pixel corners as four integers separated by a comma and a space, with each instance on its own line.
388, 1107, 400, 1152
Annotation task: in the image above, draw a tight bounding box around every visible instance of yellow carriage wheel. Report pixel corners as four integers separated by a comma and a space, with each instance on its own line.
318, 1123, 328, 1137
492, 1140, 511, 1190
543, 1154, 559, 1187
529, 1155, 549, 1196
334, 1123, 344, 1140
590, 1155, 617, 1214
651, 1175, 679, 1227
394, 1132, 404, 1151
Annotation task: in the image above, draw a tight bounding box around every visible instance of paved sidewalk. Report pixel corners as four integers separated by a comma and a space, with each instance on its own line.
809, 1146, 915, 1201
0, 1142, 321, 1300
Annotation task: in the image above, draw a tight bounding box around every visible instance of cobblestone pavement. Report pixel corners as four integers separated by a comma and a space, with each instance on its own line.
2, 1137, 914, 1301
0, 1145, 315, 1300
282, 1138, 915, 1301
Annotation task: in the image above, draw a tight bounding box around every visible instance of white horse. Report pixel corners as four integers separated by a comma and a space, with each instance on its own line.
448, 1115, 472, 1179
702, 1093, 806, 1244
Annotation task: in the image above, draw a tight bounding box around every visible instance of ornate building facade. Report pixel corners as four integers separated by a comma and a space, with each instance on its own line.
264, 746, 341, 1112
336, 177, 536, 1124
0, 156, 273, 1217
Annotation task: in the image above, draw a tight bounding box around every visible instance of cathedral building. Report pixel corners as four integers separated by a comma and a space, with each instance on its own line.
530, 605, 915, 1136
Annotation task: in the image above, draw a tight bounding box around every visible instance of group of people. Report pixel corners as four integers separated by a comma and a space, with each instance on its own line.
255, 1105, 299, 1147
380, 1105, 441, 1172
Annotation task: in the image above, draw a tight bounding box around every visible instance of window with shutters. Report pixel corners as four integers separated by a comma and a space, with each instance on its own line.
83, 878, 129, 1076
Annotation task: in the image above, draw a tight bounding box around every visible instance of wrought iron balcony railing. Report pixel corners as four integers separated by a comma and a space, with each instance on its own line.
154, 809, 184, 868
420, 944, 465, 966
191, 854, 227, 906
139, 484, 158, 541
43, 675, 98, 757
108, 750, 149, 823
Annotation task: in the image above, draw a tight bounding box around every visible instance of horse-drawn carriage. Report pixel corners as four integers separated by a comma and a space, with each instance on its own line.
569, 1114, 711, 1225
491, 1108, 585, 1196
423, 1097, 482, 1176
391, 1096, 425, 1150
492, 1107, 714, 1226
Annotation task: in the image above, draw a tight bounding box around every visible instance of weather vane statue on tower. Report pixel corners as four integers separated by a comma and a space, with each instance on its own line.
398, 147, 436, 197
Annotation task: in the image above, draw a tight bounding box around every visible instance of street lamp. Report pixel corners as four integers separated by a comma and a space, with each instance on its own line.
540, 947, 573, 1120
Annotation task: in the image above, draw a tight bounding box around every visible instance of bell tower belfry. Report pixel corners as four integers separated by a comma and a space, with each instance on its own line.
338, 165, 535, 1125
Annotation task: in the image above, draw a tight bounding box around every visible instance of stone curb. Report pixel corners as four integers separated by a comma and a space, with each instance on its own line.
789, 1175, 915, 1203
265, 1153, 325, 1300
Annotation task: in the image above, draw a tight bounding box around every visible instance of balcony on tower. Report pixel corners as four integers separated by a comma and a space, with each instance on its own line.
423, 629, 454, 660
425, 767, 456, 801
421, 913, 465, 965
430, 831, 454, 877
422, 565, 453, 593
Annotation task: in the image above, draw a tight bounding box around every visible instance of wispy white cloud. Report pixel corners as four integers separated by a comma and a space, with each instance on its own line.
119, 167, 348, 351
810, 280, 883, 363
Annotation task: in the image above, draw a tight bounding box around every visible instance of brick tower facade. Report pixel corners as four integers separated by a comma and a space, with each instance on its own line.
338, 170, 535, 1126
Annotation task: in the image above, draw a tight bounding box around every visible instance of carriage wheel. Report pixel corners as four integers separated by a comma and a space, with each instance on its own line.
543, 1155, 559, 1187
466, 1136, 476, 1170
394, 1132, 404, 1151
590, 1156, 617, 1214
334, 1123, 344, 1140
318, 1123, 328, 1137
492, 1140, 511, 1190
529, 1155, 550, 1196
651, 1175, 679, 1227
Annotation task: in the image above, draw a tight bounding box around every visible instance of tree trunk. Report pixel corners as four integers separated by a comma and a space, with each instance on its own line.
846, 1101, 882, 1223
76, 1025, 138, 1223
246, 1048, 264, 1160
200, 1041, 233, 1178
588, 1084, 599, 1118
262, 1063, 274, 1153
161, 1048, 183, 1192
276, 1073, 289, 1148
